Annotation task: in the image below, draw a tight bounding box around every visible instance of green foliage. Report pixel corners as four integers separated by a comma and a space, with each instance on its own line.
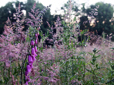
0, 0, 114, 85
82, 2, 114, 36
0, 1, 25, 34
0, 0, 55, 34
61, 0, 79, 14
0, 2, 14, 34
80, 16, 89, 30
106, 60, 114, 84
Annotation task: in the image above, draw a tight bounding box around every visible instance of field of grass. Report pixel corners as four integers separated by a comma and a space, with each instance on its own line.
0, 2, 114, 85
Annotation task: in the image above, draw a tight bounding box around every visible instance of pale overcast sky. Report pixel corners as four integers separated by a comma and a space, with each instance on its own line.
0, 0, 114, 14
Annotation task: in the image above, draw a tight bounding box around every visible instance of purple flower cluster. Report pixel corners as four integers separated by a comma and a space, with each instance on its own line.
25, 33, 39, 85
0, 3, 28, 67
26, 3, 51, 28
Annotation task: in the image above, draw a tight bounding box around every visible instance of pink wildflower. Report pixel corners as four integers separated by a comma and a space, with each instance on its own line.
35, 39, 38, 44
31, 48, 36, 55
32, 55, 36, 61
28, 55, 33, 63
25, 65, 32, 76
34, 46, 37, 52
31, 40, 35, 46
35, 33, 38, 37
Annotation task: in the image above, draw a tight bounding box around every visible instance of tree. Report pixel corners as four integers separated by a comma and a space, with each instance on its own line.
0, 2, 15, 34
0, 0, 54, 34
84, 2, 114, 35
0, 1, 25, 34
25, 0, 54, 33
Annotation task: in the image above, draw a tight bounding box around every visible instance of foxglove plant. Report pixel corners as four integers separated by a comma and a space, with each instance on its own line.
24, 3, 51, 85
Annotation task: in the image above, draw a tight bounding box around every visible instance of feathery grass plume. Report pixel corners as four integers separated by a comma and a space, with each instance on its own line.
0, 3, 29, 85
26, 3, 51, 29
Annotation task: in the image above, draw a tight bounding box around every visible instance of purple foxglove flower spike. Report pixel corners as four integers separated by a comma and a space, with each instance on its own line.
31, 48, 35, 55
35, 39, 38, 44
25, 71, 28, 76
31, 40, 35, 46
32, 55, 36, 61
34, 52, 37, 57
28, 55, 33, 63
26, 64, 32, 73
34, 46, 37, 52
31, 47, 37, 57
25, 82, 28, 85
35, 33, 38, 37
29, 63, 33, 68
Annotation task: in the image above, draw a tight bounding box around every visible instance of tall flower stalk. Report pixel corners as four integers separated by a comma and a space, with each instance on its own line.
23, 3, 51, 85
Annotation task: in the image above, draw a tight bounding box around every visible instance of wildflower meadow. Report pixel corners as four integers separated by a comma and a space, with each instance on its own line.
0, 0, 114, 85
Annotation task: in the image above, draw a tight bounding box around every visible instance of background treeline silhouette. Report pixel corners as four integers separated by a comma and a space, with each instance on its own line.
0, 0, 114, 40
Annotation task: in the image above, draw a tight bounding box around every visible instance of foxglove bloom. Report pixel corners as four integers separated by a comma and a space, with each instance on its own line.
31, 48, 36, 55
31, 40, 35, 46
28, 55, 33, 63
31, 47, 37, 57
35, 39, 38, 44
26, 65, 32, 73
25, 65, 32, 76
25, 82, 28, 85
32, 55, 36, 61
34, 46, 37, 52
35, 33, 38, 37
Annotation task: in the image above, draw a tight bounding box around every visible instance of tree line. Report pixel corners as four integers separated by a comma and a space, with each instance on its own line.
0, 0, 114, 40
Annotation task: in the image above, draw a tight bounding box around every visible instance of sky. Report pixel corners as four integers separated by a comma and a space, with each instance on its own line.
0, 0, 114, 14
